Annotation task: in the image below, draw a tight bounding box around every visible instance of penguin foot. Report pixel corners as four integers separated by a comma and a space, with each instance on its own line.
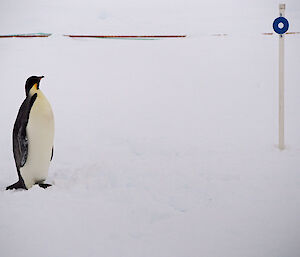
38, 183, 52, 189
6, 180, 27, 190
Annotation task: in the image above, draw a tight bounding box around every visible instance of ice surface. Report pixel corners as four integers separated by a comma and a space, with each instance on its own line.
0, 0, 300, 257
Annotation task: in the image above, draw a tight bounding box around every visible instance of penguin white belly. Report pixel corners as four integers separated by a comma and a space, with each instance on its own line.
20, 91, 54, 189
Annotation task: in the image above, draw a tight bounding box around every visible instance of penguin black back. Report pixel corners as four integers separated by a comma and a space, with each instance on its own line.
7, 94, 38, 190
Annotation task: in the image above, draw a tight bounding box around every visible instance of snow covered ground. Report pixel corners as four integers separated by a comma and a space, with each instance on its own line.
0, 0, 300, 256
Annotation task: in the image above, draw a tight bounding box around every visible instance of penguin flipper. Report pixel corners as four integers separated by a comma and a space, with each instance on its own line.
17, 126, 28, 167
13, 94, 37, 170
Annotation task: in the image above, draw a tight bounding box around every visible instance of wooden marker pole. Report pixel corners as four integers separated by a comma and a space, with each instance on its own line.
278, 3, 285, 150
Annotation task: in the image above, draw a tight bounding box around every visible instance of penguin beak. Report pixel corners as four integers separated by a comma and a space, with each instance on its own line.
36, 76, 44, 90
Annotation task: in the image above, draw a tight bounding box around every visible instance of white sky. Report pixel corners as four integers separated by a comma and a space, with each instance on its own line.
0, 0, 299, 34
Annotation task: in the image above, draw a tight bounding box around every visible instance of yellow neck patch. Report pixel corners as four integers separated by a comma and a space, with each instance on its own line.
29, 83, 39, 96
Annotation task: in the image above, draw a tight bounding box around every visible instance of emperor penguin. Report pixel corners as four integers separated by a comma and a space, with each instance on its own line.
6, 76, 55, 190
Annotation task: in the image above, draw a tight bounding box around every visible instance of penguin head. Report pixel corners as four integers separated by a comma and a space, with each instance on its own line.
25, 76, 44, 96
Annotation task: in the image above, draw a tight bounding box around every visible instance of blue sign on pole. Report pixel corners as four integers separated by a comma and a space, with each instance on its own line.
273, 17, 289, 34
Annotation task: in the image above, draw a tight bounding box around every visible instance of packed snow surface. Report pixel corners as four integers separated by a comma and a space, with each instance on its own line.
0, 0, 300, 257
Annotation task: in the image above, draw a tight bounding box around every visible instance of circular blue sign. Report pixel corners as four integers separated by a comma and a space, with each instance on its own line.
273, 17, 289, 34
